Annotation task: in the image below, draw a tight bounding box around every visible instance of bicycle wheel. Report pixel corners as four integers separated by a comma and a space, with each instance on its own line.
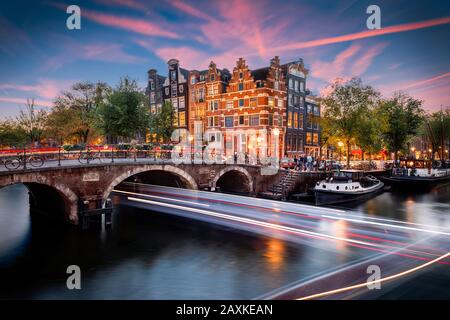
78, 153, 89, 164
29, 156, 44, 167
4, 157, 21, 169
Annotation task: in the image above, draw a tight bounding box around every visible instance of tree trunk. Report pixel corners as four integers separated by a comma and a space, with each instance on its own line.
346, 140, 350, 168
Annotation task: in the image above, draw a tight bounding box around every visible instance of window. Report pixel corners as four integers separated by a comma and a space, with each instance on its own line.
278, 99, 283, 108
256, 81, 263, 88
294, 80, 299, 92
173, 112, 178, 126
223, 75, 229, 82
238, 83, 244, 91
314, 105, 320, 115
287, 111, 292, 127
294, 95, 299, 106
288, 94, 293, 106
250, 115, 259, 126
179, 112, 186, 126
268, 97, 274, 107
274, 81, 279, 90
179, 97, 185, 109
179, 85, 183, 93
239, 72, 243, 79
210, 74, 215, 81
299, 114, 304, 129
300, 82, 305, 92
239, 99, 244, 107
250, 97, 257, 107
200, 75, 205, 81
172, 98, 178, 111
313, 133, 319, 144
171, 70, 176, 80
226, 100, 234, 109
307, 105, 312, 113
294, 112, 298, 128
208, 116, 219, 127
214, 100, 219, 111
239, 115, 245, 125
190, 76, 196, 84
207, 85, 214, 96
306, 132, 312, 144
289, 78, 293, 89
307, 115, 312, 128
213, 85, 218, 95
268, 114, 273, 126
171, 84, 177, 94
165, 87, 169, 95
150, 79, 154, 90
225, 116, 233, 128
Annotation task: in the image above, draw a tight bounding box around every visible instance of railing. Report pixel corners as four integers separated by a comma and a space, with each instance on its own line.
0, 146, 175, 171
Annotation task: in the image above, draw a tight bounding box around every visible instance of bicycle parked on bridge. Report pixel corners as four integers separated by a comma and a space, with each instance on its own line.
78, 147, 103, 164
4, 153, 45, 170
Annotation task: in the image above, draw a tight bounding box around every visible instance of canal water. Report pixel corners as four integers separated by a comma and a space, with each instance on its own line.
0, 183, 449, 299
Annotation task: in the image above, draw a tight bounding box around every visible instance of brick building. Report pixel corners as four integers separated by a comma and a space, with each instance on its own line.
204, 57, 286, 162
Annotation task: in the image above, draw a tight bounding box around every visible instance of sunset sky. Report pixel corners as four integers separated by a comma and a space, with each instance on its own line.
0, 0, 449, 118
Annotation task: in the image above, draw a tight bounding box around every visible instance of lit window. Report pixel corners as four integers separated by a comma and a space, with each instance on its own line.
268, 97, 274, 107
179, 112, 186, 126
250, 97, 257, 107
288, 112, 292, 127
294, 113, 298, 128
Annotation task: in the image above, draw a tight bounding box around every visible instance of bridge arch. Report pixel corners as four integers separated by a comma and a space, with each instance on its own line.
0, 175, 79, 224
102, 164, 198, 202
212, 166, 254, 194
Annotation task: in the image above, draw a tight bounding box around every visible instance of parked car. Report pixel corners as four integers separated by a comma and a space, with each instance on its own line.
280, 158, 296, 169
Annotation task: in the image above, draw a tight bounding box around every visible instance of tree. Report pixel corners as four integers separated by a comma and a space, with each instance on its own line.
380, 92, 424, 161
420, 107, 450, 160
148, 101, 174, 143
0, 119, 27, 147
321, 78, 380, 167
44, 104, 79, 145
16, 98, 47, 146
356, 106, 384, 160
95, 77, 149, 143
54, 81, 109, 143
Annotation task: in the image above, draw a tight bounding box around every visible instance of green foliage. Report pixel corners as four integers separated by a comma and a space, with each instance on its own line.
0, 120, 28, 147
320, 78, 380, 165
95, 77, 149, 142
379, 92, 424, 160
148, 101, 174, 143
51, 81, 109, 143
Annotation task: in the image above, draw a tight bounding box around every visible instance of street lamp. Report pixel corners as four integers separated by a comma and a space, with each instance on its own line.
411, 147, 416, 160
188, 135, 194, 162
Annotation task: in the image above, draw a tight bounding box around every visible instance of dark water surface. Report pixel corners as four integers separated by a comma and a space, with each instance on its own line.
0, 183, 449, 299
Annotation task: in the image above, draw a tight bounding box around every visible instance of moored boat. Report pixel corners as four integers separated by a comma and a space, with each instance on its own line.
381, 167, 450, 189
314, 170, 384, 206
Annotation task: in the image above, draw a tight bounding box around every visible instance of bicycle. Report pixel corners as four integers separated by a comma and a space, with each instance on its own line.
78, 148, 102, 164
4, 153, 45, 170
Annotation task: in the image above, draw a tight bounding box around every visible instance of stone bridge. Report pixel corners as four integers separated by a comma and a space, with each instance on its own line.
0, 161, 283, 227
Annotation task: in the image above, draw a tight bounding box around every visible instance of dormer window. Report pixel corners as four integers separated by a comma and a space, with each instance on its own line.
191, 76, 196, 84
239, 72, 243, 79
171, 70, 176, 80
210, 74, 215, 81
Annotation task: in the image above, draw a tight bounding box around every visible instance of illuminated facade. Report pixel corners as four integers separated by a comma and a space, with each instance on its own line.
146, 69, 166, 114
162, 59, 190, 129
204, 57, 286, 162
304, 95, 321, 158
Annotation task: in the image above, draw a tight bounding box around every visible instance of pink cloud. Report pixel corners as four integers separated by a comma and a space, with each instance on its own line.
82, 9, 179, 39
274, 15, 450, 52
0, 79, 73, 100
170, 0, 213, 21
94, 0, 147, 10
351, 43, 388, 75
0, 96, 53, 107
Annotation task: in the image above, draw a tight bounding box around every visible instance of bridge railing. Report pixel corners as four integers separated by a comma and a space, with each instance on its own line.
0, 146, 176, 170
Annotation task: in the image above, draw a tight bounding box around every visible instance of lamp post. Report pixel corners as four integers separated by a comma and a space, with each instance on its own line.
188, 134, 194, 163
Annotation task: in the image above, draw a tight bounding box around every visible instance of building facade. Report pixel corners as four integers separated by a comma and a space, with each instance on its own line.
281, 59, 308, 157
204, 57, 286, 163
188, 69, 208, 138
162, 59, 190, 130
146, 69, 166, 114
304, 95, 321, 158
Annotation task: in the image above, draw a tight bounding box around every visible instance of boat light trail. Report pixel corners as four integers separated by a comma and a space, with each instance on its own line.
321, 215, 450, 236
126, 196, 397, 249
113, 189, 210, 207
297, 252, 450, 300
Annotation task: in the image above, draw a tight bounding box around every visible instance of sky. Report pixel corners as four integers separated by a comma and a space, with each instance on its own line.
0, 0, 449, 119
